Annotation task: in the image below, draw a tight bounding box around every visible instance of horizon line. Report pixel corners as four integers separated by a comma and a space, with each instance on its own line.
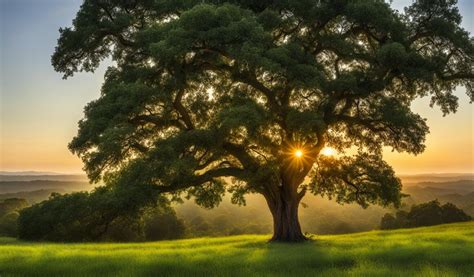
1, 170, 473, 176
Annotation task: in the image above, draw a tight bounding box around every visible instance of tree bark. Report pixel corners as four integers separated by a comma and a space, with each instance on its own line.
264, 186, 307, 242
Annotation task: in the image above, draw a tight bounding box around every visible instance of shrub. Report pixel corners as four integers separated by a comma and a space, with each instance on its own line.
143, 206, 185, 241
380, 213, 397, 230
17, 185, 184, 242
380, 200, 471, 230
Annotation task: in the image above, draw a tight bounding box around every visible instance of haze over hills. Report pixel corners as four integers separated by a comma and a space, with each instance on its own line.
0, 180, 91, 194
399, 173, 474, 184
2, 171, 472, 183
0, 173, 88, 182
1, 172, 472, 200
0, 171, 63, 176
0, 171, 91, 195
0, 189, 61, 204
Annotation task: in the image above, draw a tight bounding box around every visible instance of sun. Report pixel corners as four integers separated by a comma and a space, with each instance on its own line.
294, 149, 304, 158
321, 147, 337, 156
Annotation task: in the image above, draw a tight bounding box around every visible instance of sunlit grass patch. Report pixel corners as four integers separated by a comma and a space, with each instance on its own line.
0, 222, 473, 276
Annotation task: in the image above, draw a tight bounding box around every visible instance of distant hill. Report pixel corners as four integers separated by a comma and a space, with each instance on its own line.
0, 189, 60, 204
403, 180, 473, 195
400, 173, 474, 184
416, 180, 474, 191
403, 180, 474, 195
0, 171, 63, 176
0, 180, 91, 194
463, 202, 474, 216
403, 180, 474, 216
0, 175, 88, 182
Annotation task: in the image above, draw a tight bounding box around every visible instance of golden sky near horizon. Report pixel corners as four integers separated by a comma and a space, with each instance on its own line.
0, 0, 473, 175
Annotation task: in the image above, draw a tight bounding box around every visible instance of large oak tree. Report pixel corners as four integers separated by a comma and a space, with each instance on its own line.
53, 0, 473, 242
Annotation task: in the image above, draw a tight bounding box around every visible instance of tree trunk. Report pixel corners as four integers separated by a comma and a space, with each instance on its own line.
265, 187, 307, 242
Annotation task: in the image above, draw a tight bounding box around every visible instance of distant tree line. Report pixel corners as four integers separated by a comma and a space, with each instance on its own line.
380, 200, 471, 230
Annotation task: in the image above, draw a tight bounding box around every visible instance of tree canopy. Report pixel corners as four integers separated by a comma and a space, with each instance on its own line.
53, 0, 473, 241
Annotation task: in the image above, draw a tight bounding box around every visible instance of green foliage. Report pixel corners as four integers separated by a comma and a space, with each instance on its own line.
186, 179, 226, 209
0, 213, 20, 237
0, 198, 28, 218
52, 0, 473, 238
377, 42, 408, 68
143, 206, 185, 241
380, 200, 471, 230
103, 205, 186, 242
312, 153, 402, 208
18, 190, 109, 241
1, 222, 473, 276
17, 184, 180, 242
0, 198, 28, 237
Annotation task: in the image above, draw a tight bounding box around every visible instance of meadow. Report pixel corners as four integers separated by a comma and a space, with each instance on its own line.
0, 222, 473, 276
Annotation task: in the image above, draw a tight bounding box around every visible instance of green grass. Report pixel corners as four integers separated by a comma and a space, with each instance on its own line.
1, 222, 473, 276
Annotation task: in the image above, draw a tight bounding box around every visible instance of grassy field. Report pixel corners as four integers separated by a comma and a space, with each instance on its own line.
0, 222, 473, 276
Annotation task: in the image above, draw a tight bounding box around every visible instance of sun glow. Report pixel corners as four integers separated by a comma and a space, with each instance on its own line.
321, 147, 337, 156
294, 149, 304, 158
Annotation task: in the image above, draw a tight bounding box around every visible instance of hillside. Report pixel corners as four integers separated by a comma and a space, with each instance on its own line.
0, 189, 60, 204
0, 222, 472, 276
399, 173, 474, 184
0, 180, 91, 194
0, 174, 88, 182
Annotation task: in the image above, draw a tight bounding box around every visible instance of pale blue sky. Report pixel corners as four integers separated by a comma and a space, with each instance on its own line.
0, 0, 473, 173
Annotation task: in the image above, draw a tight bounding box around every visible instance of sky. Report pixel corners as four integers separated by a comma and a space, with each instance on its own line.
0, 0, 473, 174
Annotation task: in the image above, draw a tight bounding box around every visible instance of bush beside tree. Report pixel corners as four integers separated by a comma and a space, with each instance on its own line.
380, 200, 471, 230
17, 185, 185, 242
